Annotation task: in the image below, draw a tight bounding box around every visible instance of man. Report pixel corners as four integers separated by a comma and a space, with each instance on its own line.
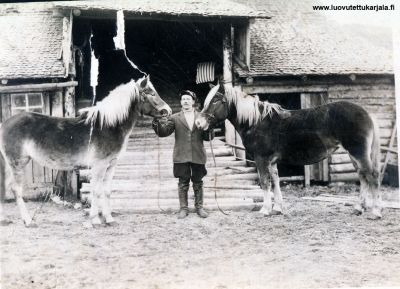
152, 90, 213, 219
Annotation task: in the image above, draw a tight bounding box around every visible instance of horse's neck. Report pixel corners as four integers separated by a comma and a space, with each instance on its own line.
227, 104, 255, 143
123, 105, 140, 131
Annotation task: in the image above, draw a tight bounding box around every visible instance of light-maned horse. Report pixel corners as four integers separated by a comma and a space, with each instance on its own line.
0, 75, 172, 227
195, 84, 382, 219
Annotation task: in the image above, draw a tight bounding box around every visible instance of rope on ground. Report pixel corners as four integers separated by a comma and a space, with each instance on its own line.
209, 130, 229, 216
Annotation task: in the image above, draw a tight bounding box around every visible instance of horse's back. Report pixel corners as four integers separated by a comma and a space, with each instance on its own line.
255, 101, 374, 165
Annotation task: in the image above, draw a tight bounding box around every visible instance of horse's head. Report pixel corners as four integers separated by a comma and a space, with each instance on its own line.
137, 75, 172, 118
195, 84, 229, 130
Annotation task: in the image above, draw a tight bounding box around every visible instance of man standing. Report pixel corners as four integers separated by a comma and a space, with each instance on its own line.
152, 90, 213, 219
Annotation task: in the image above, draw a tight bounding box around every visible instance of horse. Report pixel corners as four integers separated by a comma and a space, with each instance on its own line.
195, 84, 382, 220
0, 75, 172, 227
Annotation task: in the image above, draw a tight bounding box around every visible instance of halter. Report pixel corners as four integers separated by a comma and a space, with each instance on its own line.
201, 92, 228, 127
140, 91, 169, 117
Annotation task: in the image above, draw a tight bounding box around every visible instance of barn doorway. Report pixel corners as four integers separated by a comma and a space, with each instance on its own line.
72, 17, 225, 112
124, 20, 224, 111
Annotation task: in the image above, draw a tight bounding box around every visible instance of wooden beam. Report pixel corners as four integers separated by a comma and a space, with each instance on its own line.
0, 154, 5, 202
304, 165, 310, 187
233, 55, 248, 71
222, 25, 233, 84
0, 81, 78, 93
381, 123, 397, 184
243, 85, 329, 94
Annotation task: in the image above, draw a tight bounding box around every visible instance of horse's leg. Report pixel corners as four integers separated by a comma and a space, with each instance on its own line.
11, 169, 34, 227
348, 149, 381, 219
89, 166, 107, 226
0, 201, 12, 226
269, 163, 283, 215
100, 159, 117, 225
255, 156, 273, 216
349, 156, 367, 215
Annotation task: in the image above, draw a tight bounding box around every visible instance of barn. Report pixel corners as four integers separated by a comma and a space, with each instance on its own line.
231, 0, 397, 186
0, 0, 397, 209
0, 0, 269, 208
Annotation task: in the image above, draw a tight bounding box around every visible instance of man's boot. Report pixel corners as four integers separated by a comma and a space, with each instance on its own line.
178, 181, 189, 219
193, 181, 208, 218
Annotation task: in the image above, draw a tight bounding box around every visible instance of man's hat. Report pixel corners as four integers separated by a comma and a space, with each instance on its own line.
179, 90, 197, 101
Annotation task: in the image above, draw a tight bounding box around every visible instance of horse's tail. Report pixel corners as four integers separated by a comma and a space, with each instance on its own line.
370, 115, 381, 183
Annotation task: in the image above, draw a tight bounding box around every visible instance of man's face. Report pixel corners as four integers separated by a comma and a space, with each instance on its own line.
181, 94, 194, 110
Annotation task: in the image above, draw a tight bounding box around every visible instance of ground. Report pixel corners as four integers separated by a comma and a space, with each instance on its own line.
1, 184, 399, 289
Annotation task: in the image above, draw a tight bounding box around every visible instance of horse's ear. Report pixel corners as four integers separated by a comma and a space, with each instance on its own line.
140, 76, 148, 88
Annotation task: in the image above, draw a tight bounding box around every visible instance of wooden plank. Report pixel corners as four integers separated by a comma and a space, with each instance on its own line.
330, 172, 359, 182
380, 128, 395, 138
304, 165, 310, 187
1, 94, 11, 121
377, 119, 395, 128
331, 153, 351, 164
329, 163, 356, 173
322, 159, 329, 182
51, 91, 64, 117
0, 81, 78, 93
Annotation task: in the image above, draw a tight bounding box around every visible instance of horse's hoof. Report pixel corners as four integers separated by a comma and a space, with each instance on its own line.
25, 222, 38, 228
351, 209, 363, 216
106, 221, 118, 227
366, 213, 382, 220
258, 207, 272, 216
0, 219, 13, 226
89, 215, 103, 227
82, 221, 93, 229
271, 210, 283, 215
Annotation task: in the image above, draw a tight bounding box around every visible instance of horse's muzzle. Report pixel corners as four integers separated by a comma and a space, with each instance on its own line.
160, 109, 169, 117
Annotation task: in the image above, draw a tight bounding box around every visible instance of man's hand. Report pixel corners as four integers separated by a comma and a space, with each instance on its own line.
153, 116, 169, 126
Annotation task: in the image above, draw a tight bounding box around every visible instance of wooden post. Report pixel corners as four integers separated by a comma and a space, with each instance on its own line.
0, 154, 5, 202
222, 24, 233, 85
304, 165, 310, 187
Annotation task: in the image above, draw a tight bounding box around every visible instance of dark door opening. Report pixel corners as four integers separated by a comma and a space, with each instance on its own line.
125, 20, 224, 110
73, 18, 225, 112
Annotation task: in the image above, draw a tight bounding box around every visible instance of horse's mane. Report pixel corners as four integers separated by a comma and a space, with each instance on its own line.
224, 86, 283, 126
79, 78, 141, 128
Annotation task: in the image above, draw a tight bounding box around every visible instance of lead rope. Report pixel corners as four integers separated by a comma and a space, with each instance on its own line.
209, 130, 229, 215
156, 124, 167, 213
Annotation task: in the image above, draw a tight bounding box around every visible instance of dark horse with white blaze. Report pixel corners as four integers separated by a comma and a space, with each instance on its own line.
0, 68, 171, 227
195, 84, 382, 219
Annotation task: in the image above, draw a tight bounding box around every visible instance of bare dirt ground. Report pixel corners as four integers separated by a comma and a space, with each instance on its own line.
1, 184, 399, 289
